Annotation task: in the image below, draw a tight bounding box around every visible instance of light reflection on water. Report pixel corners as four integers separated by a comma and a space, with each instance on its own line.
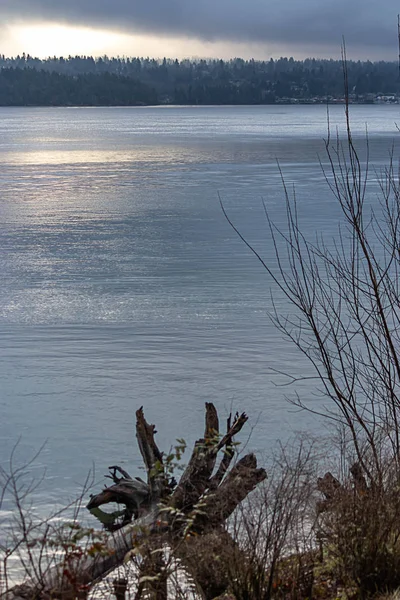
0, 105, 399, 510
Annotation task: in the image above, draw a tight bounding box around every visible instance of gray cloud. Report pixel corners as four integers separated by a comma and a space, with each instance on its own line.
1, 0, 398, 56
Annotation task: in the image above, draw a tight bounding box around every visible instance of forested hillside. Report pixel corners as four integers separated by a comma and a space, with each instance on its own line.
0, 68, 157, 106
0, 55, 398, 106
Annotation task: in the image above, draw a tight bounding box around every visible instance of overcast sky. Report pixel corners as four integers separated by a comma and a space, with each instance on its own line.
0, 0, 398, 60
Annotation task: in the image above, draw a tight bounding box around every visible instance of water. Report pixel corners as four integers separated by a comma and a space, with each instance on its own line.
0, 104, 399, 508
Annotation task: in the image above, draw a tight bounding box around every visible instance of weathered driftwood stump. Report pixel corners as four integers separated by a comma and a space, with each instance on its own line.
316, 462, 369, 512
87, 403, 267, 598
88, 403, 266, 532
5, 403, 266, 600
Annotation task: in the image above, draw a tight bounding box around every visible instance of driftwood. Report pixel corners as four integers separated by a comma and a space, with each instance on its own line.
4, 404, 266, 600
316, 462, 369, 516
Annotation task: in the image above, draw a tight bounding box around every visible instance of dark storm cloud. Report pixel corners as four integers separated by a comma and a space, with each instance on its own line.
1, 0, 398, 52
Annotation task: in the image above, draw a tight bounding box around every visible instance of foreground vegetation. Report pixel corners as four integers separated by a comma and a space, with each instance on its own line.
0, 55, 398, 105
3, 408, 400, 600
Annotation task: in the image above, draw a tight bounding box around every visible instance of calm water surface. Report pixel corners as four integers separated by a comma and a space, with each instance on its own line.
0, 105, 399, 507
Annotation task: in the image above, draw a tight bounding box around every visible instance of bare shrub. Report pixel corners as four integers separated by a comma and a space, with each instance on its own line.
316, 447, 400, 598
221, 50, 400, 596
0, 444, 107, 600
222, 54, 400, 487
225, 441, 317, 600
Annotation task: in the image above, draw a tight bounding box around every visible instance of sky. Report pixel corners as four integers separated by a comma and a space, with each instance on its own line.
0, 0, 398, 61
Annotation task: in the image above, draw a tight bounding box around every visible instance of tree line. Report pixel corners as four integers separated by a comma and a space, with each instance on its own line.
0, 54, 398, 106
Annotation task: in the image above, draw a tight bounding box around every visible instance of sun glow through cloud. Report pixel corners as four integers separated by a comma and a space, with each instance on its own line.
2, 21, 284, 60
7, 23, 136, 58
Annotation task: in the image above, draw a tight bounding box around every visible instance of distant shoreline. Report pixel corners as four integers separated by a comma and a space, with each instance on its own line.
0, 100, 397, 108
